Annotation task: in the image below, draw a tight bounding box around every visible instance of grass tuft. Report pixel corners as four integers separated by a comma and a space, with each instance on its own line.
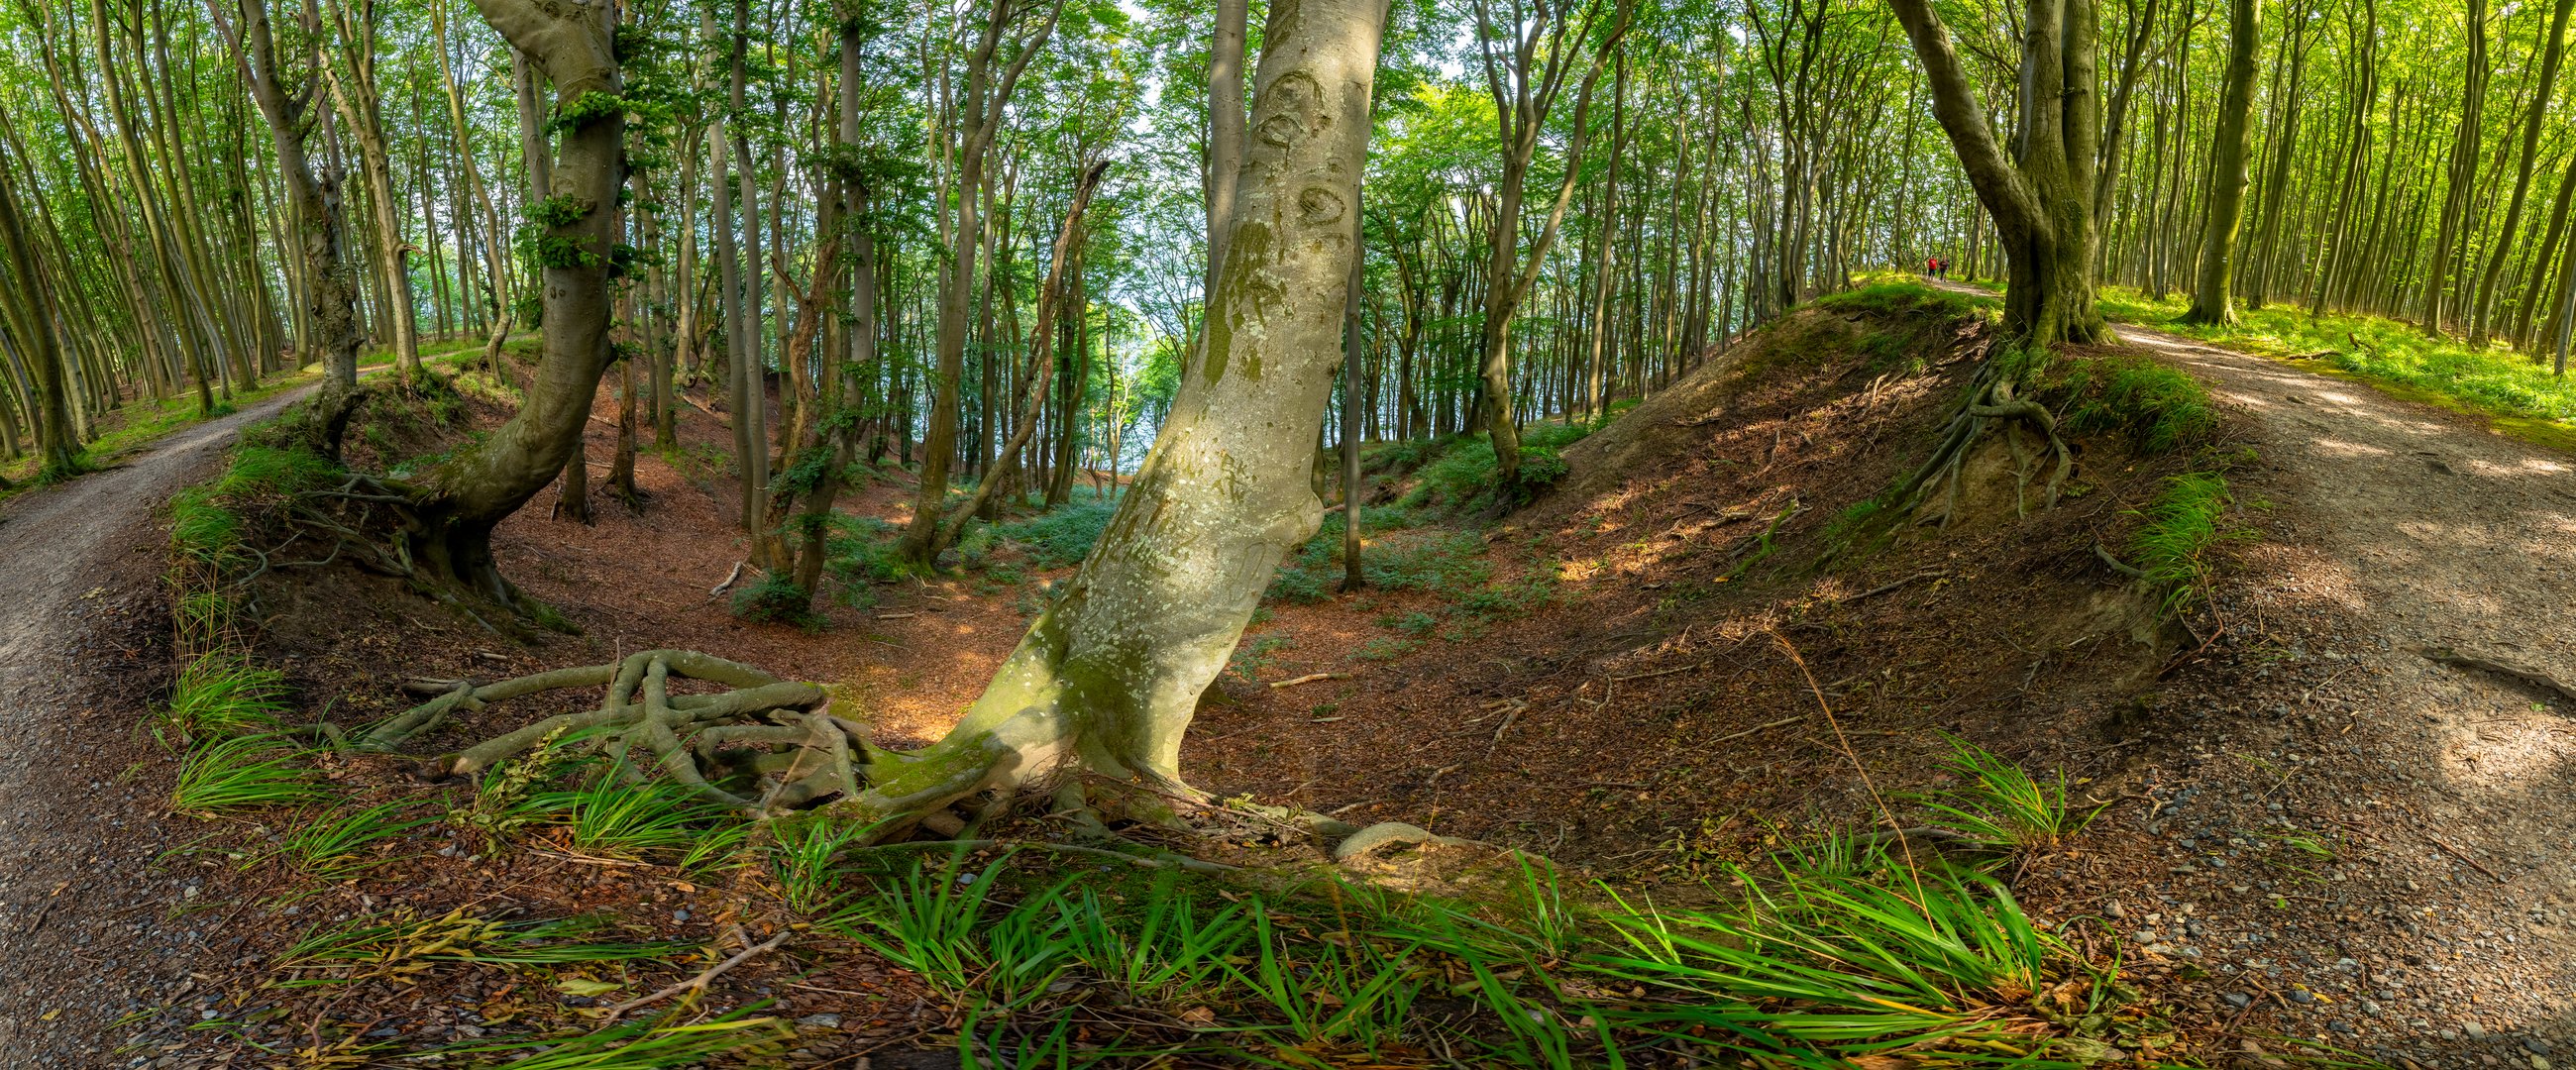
1916, 734, 2093, 851
274, 908, 684, 987
534, 776, 749, 867
171, 735, 332, 815
2129, 472, 2233, 614
2061, 354, 2217, 454
273, 800, 440, 881
158, 655, 290, 747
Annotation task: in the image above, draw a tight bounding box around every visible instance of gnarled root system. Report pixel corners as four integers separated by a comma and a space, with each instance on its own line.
1888, 353, 2075, 526
349, 649, 1077, 839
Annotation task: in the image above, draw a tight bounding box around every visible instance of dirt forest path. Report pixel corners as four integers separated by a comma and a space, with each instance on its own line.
0, 385, 320, 1064
1928, 278, 2576, 1053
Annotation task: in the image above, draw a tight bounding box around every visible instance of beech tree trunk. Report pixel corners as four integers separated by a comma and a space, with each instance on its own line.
826, 0, 1386, 819
2469, 0, 2576, 348
897, 0, 1061, 567
398, 0, 624, 606
215, 0, 366, 423
1889, 0, 2106, 345
2185, 0, 2258, 325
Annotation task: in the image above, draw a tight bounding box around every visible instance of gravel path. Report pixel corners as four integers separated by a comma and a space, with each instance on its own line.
0, 387, 314, 1065
2118, 319, 2576, 1060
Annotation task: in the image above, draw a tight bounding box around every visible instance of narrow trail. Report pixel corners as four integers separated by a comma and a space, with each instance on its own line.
0, 385, 317, 1064
1921, 276, 2576, 1049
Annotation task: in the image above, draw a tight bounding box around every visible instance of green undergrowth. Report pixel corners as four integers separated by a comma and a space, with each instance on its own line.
2127, 471, 2237, 615
2058, 353, 2219, 454
802, 760, 2161, 1069
2099, 285, 2576, 444
990, 484, 1125, 568
1399, 421, 1592, 515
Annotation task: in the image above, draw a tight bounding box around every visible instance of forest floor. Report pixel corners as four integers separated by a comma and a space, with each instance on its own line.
13, 290, 2576, 1066
0, 382, 331, 1064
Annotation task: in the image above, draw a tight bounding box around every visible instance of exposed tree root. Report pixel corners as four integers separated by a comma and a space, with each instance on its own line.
2419, 645, 2576, 704
1884, 353, 2076, 528
353, 650, 847, 807
346, 650, 1515, 878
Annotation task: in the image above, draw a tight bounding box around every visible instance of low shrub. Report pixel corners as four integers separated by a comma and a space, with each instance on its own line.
994, 493, 1122, 568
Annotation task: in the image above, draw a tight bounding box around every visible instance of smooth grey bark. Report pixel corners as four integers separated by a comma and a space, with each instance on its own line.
1204, 0, 1249, 303
825, 0, 1388, 823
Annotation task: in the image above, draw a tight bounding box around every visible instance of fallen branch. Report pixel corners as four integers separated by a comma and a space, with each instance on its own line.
2427, 836, 2506, 883
708, 561, 755, 597
2419, 646, 2576, 703
606, 926, 791, 1017
1708, 715, 1803, 745
1842, 570, 1951, 602
1613, 662, 1707, 684
1268, 672, 1343, 690
2093, 543, 2146, 579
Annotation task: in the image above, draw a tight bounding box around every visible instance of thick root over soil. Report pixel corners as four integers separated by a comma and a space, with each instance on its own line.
353, 649, 1068, 836
1888, 351, 2075, 527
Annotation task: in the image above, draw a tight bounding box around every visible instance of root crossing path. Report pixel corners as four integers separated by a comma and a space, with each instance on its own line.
0, 386, 319, 1063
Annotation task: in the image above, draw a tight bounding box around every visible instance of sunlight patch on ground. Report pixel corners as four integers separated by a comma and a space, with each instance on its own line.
2465, 456, 2575, 480
2307, 437, 2393, 459
2441, 720, 2576, 791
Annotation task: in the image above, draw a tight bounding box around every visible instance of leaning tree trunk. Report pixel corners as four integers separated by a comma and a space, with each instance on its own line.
217, 0, 368, 452
391, 0, 623, 607
2184, 0, 2258, 326
368, 0, 1388, 836
898, 0, 1060, 567
0, 107, 79, 479
1890, 0, 2106, 346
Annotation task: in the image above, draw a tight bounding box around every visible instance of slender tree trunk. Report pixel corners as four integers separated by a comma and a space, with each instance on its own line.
2185, 0, 2258, 324
2420, 0, 2491, 335
898, 0, 1062, 566
2470, 0, 2576, 346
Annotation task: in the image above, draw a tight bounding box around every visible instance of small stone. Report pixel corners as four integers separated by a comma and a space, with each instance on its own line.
2224, 993, 2253, 1009
2534, 1058, 2552, 1070
795, 1014, 842, 1031
2104, 902, 2126, 919
2469, 1022, 2490, 1039
2290, 989, 2315, 1005
2528, 1040, 2553, 1055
